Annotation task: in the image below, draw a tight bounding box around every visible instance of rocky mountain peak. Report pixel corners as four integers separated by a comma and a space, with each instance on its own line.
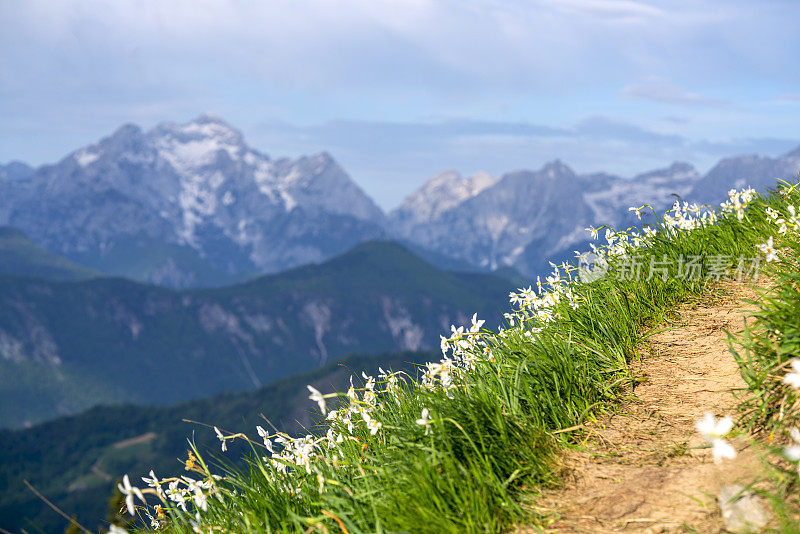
389, 169, 499, 228
540, 159, 573, 178
0, 161, 34, 182
98, 123, 146, 153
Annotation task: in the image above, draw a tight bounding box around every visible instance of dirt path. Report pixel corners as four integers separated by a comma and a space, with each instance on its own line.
522, 281, 765, 533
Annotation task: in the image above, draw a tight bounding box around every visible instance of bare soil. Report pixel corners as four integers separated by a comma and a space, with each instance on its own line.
520, 281, 766, 533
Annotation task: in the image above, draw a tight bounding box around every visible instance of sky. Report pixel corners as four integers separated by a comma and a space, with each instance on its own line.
1, 0, 799, 210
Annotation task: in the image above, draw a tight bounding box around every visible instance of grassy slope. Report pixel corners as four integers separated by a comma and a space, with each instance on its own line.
0, 350, 436, 534
120, 186, 793, 533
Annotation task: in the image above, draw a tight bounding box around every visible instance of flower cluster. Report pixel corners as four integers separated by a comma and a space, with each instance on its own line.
664, 200, 718, 231
720, 187, 758, 221
115, 460, 223, 532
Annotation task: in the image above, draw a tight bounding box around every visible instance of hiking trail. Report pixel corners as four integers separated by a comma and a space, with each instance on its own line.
521, 281, 766, 533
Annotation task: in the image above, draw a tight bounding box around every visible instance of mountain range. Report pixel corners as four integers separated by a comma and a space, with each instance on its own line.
0, 240, 512, 429
0, 114, 385, 288
2, 114, 798, 288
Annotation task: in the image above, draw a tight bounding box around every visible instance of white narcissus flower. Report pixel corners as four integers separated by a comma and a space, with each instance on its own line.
470, 313, 485, 333
118, 474, 144, 515
256, 425, 275, 453
756, 236, 778, 263
307, 385, 327, 415
766, 207, 780, 221
695, 412, 736, 463
782, 359, 800, 389
109, 526, 128, 534
783, 427, 800, 462
193, 487, 208, 512
363, 412, 382, 435
367, 418, 382, 435
141, 469, 165, 499
214, 427, 227, 452
416, 408, 432, 435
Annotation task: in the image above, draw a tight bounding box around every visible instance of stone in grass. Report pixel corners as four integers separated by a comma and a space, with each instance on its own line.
718, 485, 768, 533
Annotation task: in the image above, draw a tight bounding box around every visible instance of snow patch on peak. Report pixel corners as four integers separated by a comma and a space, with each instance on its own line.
468, 171, 499, 194
74, 148, 100, 167
150, 114, 247, 172
279, 190, 297, 211
181, 119, 241, 145
158, 136, 238, 170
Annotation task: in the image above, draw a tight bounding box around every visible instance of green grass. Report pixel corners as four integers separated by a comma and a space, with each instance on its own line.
118, 184, 798, 534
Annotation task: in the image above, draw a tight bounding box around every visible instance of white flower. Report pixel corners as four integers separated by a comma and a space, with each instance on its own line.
183, 477, 210, 512
628, 205, 645, 220
166, 480, 188, 511
756, 236, 778, 263
117, 474, 144, 515
109, 526, 128, 534
214, 426, 227, 452
141, 469, 165, 500
766, 206, 780, 221
469, 313, 485, 333
696, 412, 734, 439
193, 487, 208, 512
783, 359, 800, 389
307, 385, 327, 415
362, 372, 376, 391
416, 408, 432, 435
783, 427, 800, 463
695, 412, 736, 463
709, 438, 737, 463
363, 413, 382, 435
292, 442, 313, 472
256, 425, 275, 453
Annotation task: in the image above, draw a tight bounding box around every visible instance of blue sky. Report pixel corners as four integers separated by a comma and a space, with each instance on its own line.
1, 0, 799, 210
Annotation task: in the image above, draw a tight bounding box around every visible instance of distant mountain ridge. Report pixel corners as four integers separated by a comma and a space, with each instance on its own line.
2, 115, 798, 285
0, 240, 513, 428
688, 148, 800, 205
388, 149, 800, 276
